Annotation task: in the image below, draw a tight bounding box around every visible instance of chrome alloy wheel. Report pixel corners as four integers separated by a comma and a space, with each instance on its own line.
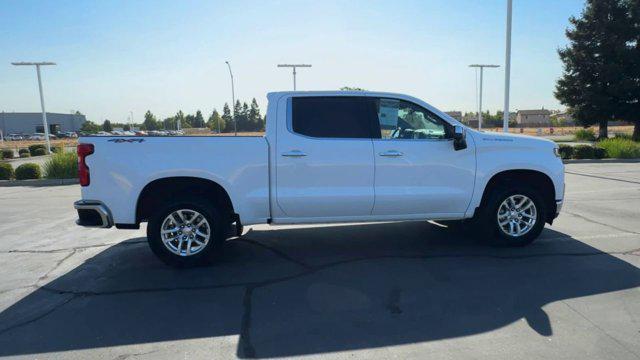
160, 209, 211, 256
497, 194, 537, 237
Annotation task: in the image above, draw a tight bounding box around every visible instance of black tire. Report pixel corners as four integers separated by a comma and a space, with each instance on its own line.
478, 185, 546, 246
147, 198, 228, 267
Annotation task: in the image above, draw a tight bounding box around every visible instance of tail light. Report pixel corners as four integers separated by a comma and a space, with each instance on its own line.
77, 144, 94, 187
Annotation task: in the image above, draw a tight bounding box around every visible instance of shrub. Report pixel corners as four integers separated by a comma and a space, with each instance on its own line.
32, 148, 47, 156
19, 152, 31, 158
558, 144, 574, 159
14, 163, 41, 180
28, 144, 46, 155
597, 138, 640, 159
0, 163, 13, 180
1, 149, 14, 159
43, 151, 78, 179
593, 147, 607, 159
50, 146, 64, 153
574, 128, 596, 142
572, 145, 595, 159
614, 132, 633, 140
18, 148, 30, 155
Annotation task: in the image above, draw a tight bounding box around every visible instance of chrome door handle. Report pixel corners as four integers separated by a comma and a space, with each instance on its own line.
379, 150, 403, 157
282, 150, 307, 157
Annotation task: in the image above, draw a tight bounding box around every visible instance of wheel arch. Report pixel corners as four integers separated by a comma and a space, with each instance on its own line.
478, 169, 556, 224
136, 176, 235, 224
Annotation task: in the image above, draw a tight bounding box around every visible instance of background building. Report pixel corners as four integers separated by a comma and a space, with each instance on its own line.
444, 111, 462, 122
0, 112, 86, 135
516, 109, 551, 127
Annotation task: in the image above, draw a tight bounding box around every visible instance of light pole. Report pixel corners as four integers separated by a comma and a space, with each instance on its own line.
277, 64, 311, 90
129, 111, 134, 129
469, 64, 499, 130
503, 0, 513, 133
12, 61, 56, 153
225, 61, 237, 135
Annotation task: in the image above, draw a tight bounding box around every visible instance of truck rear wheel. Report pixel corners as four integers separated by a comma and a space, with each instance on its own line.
147, 198, 227, 267
480, 185, 546, 246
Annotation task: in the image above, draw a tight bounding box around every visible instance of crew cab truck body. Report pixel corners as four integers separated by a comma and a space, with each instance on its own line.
75, 91, 564, 267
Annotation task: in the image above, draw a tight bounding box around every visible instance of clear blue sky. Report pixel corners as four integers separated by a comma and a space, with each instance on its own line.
0, 0, 584, 123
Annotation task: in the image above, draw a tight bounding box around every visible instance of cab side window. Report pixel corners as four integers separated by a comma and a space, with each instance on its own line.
376, 98, 448, 140
292, 97, 376, 139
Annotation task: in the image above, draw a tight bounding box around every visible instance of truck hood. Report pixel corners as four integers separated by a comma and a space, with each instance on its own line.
467, 129, 557, 151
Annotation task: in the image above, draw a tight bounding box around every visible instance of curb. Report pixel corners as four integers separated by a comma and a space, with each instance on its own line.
0, 178, 79, 187
563, 158, 640, 164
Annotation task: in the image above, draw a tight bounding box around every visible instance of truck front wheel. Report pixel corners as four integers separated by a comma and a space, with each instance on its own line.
147, 198, 227, 267
480, 186, 546, 246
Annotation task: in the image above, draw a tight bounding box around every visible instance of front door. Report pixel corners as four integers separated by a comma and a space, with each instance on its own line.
371, 98, 476, 216
275, 96, 377, 219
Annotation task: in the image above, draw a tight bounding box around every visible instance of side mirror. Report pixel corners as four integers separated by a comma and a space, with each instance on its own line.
453, 125, 467, 151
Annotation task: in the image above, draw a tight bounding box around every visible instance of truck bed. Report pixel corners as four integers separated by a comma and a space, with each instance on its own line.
79, 136, 270, 226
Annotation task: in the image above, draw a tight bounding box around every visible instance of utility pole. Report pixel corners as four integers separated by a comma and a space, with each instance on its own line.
277, 64, 312, 90
503, 0, 513, 133
225, 61, 237, 135
12, 61, 56, 153
469, 64, 499, 130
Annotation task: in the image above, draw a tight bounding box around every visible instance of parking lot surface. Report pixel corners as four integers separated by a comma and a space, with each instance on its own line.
0, 162, 639, 359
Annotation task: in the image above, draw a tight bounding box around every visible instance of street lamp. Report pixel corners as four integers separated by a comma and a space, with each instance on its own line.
469, 64, 500, 130
11, 61, 56, 153
277, 64, 311, 90
225, 61, 236, 135
503, 0, 513, 133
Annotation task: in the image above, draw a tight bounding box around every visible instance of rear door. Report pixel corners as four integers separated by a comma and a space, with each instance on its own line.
275, 96, 377, 219
371, 98, 476, 216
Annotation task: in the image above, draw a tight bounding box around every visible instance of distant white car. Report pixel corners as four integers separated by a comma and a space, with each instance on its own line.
75, 91, 565, 267
30, 133, 57, 140
6, 134, 24, 141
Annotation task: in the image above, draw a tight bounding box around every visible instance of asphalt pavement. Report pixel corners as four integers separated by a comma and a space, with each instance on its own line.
0, 162, 639, 359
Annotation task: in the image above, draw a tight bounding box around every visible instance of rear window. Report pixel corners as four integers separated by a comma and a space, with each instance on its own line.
291, 97, 376, 139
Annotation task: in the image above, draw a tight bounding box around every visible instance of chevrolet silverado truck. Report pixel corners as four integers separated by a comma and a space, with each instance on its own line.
75, 91, 565, 267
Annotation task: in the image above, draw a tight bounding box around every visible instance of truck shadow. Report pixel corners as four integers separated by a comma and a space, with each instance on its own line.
0, 221, 639, 358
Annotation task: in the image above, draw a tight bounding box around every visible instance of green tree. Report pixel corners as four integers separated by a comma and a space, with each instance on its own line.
248, 98, 263, 131
80, 121, 100, 134
555, 0, 634, 139
236, 102, 250, 131
102, 119, 113, 132
123, 124, 131, 131
193, 110, 205, 128
222, 103, 234, 132
624, 0, 640, 140
207, 109, 223, 133
173, 110, 186, 129
184, 114, 195, 128
142, 110, 158, 131
163, 116, 177, 130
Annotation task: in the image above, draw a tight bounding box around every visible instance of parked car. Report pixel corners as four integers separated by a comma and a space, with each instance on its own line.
56, 131, 78, 139
5, 134, 24, 141
30, 133, 57, 140
75, 91, 565, 267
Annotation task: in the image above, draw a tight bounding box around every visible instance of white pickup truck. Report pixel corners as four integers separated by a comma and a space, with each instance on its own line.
75, 91, 564, 267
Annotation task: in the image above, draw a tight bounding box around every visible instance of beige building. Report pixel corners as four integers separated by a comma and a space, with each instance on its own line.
516, 109, 551, 127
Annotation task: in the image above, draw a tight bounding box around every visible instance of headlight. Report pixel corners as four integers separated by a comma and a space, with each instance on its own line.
553, 147, 561, 158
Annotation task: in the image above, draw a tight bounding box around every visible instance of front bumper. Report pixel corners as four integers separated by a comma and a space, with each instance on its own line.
74, 200, 113, 228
